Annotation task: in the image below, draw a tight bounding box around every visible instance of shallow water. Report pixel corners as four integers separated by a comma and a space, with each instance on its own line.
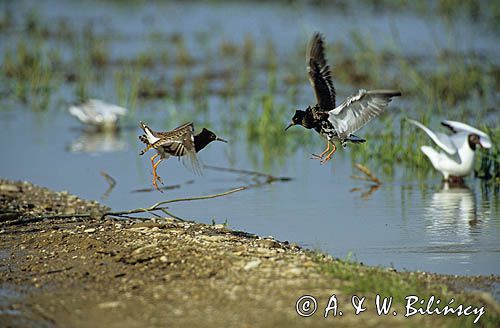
1, 0, 499, 276
1, 108, 498, 276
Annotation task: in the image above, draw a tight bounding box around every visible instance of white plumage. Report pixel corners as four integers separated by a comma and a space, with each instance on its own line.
407, 119, 492, 179
328, 89, 400, 141
69, 99, 127, 129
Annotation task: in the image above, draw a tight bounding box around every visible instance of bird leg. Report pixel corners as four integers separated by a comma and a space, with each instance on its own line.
320, 143, 337, 164
153, 159, 164, 183
311, 141, 331, 160
149, 154, 164, 192
150, 153, 159, 166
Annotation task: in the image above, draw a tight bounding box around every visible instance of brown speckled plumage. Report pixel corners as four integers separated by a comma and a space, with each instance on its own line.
139, 121, 226, 191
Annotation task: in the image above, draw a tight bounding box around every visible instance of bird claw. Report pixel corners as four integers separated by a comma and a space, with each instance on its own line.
320, 158, 331, 165
152, 179, 163, 193
151, 171, 165, 192
310, 153, 324, 160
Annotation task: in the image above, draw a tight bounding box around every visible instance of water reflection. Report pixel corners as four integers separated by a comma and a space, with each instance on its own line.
424, 182, 485, 245
67, 130, 128, 153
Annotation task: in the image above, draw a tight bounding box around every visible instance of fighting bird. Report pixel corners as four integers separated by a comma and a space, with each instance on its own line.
285, 32, 401, 163
407, 119, 492, 182
139, 122, 227, 191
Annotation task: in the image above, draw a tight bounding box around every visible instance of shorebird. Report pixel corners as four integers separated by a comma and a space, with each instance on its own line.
139, 122, 227, 191
68, 99, 127, 130
407, 119, 492, 182
285, 32, 401, 163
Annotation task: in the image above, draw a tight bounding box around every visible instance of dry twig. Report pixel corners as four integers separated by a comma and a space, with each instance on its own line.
2, 187, 246, 226
100, 171, 116, 199
350, 164, 382, 199
102, 186, 246, 221
351, 164, 382, 184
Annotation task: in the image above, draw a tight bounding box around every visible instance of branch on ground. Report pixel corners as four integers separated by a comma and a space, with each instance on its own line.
2, 187, 246, 226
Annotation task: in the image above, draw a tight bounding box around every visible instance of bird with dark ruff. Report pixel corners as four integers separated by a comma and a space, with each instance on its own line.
139, 121, 227, 191
285, 32, 401, 164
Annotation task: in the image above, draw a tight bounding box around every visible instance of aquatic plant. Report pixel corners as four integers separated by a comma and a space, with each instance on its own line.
2, 38, 54, 110
1, 4, 497, 178
476, 127, 500, 183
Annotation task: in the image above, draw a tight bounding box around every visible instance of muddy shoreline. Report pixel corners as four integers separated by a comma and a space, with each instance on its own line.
1, 178, 499, 327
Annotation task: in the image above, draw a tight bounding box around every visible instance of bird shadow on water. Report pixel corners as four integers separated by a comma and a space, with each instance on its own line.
123, 164, 293, 221
133, 165, 292, 195
203, 165, 292, 188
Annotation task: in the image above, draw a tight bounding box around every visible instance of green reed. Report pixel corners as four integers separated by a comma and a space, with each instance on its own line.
2, 6, 497, 179
2, 38, 55, 110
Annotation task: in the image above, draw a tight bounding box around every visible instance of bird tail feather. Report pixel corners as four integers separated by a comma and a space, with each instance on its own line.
346, 134, 366, 144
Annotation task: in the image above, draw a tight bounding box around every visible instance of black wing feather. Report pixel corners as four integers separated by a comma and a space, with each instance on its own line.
307, 32, 336, 111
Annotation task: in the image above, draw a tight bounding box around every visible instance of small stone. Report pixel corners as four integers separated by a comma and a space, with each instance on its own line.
255, 247, 269, 254
286, 267, 302, 276
243, 259, 261, 271
98, 301, 121, 309
256, 239, 280, 248
84, 228, 96, 233
0, 184, 20, 192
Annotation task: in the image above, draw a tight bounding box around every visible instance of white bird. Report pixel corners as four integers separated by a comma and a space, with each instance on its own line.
68, 99, 127, 130
407, 119, 492, 181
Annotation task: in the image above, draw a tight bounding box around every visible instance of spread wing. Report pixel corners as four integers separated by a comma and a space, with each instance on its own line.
406, 119, 457, 155
307, 32, 335, 111
328, 89, 401, 140
155, 122, 194, 138
441, 120, 492, 148
69, 99, 126, 125
156, 123, 202, 175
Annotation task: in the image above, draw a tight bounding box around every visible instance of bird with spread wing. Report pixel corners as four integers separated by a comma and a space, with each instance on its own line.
285, 32, 401, 163
139, 122, 227, 192
407, 119, 492, 182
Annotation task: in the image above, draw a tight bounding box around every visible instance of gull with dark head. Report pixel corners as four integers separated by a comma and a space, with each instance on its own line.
407, 118, 492, 183
285, 32, 401, 163
139, 122, 227, 192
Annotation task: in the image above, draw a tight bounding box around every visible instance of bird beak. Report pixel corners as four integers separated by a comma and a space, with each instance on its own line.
479, 139, 492, 149
216, 137, 228, 143
284, 123, 294, 131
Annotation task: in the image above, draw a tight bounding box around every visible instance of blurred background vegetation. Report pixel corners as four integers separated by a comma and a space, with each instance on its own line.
0, 0, 498, 181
